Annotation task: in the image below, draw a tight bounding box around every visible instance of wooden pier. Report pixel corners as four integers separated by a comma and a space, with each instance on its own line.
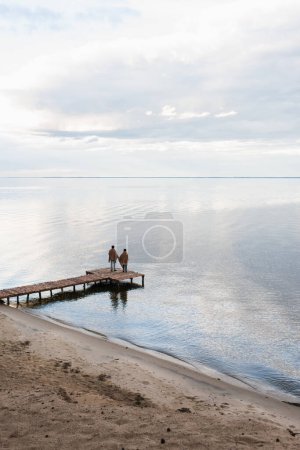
0, 268, 144, 305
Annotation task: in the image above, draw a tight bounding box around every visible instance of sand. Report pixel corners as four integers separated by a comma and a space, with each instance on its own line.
0, 305, 299, 449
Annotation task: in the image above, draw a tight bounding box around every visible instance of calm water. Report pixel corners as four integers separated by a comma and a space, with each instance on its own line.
0, 178, 299, 401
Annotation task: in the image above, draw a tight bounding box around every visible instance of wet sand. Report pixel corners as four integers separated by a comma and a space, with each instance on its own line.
0, 305, 299, 449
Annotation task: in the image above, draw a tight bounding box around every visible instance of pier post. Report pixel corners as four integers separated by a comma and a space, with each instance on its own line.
0, 268, 146, 306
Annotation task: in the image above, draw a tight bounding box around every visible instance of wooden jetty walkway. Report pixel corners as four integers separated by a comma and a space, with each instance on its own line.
0, 268, 144, 305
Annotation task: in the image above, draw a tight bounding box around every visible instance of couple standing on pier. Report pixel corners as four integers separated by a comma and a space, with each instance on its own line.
108, 246, 128, 272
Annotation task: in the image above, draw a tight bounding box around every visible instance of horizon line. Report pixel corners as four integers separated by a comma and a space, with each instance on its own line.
1, 176, 300, 180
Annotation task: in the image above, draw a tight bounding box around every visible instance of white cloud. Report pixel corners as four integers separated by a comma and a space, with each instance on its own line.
1, 0, 300, 174
164, 107, 240, 122
179, 112, 211, 120
160, 107, 211, 120
214, 111, 238, 118
1, 131, 300, 177
160, 105, 177, 118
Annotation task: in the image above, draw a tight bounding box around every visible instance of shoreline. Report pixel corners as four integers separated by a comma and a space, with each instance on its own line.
1, 304, 300, 449
24, 304, 299, 404
27, 309, 245, 384
30, 309, 255, 391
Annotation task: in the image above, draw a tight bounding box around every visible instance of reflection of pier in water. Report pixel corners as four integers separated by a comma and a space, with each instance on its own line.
0, 268, 144, 306
25, 281, 133, 310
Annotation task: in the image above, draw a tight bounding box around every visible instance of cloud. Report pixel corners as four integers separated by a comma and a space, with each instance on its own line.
0, 1, 139, 33
160, 106, 211, 120
1, 0, 300, 175
1, 131, 300, 177
214, 111, 238, 118
160, 105, 177, 118
159, 105, 238, 122
0, 3, 62, 30
179, 112, 211, 120
75, 5, 139, 24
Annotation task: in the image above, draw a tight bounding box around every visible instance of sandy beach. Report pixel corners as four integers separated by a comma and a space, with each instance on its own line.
0, 305, 299, 449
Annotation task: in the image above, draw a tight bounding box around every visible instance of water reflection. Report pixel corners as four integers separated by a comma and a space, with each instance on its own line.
110, 289, 128, 310
25, 282, 134, 310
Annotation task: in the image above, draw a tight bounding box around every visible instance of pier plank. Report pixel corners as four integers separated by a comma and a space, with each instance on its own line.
0, 268, 144, 301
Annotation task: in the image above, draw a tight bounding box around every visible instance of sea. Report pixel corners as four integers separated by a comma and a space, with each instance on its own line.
0, 177, 299, 401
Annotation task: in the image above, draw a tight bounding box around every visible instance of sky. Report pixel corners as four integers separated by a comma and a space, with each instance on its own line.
0, 0, 300, 176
